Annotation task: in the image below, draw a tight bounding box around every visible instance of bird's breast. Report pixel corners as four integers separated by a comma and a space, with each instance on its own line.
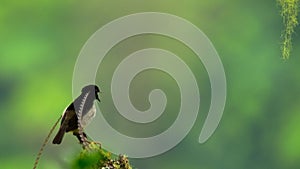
81, 104, 96, 127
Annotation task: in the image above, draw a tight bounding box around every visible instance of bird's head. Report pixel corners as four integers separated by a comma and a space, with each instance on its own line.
81, 84, 101, 102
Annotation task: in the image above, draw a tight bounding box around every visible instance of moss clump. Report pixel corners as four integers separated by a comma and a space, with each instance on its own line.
72, 142, 132, 169
278, 0, 299, 59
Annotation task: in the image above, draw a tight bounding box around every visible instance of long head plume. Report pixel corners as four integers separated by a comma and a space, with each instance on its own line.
76, 91, 90, 149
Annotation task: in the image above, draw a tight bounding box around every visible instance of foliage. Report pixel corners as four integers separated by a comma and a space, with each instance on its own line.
278, 0, 299, 59
72, 143, 132, 169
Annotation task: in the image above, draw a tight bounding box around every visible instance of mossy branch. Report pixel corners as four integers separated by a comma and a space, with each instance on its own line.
72, 142, 133, 169
278, 0, 300, 59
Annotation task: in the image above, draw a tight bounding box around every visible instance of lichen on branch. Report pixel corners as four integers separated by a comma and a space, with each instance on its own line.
278, 0, 299, 59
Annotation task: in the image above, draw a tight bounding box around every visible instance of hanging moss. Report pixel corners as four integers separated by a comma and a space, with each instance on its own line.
278, 0, 299, 59
72, 142, 133, 169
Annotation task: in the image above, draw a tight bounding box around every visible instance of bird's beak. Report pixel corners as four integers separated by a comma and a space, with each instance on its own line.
96, 94, 101, 102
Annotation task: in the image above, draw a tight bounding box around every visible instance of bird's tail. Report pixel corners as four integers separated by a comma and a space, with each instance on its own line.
52, 127, 65, 144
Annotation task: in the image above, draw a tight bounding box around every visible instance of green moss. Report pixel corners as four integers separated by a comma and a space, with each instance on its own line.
72, 142, 132, 169
278, 0, 299, 59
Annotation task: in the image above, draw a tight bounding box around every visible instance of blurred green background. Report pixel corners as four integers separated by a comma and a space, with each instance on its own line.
1, 0, 300, 168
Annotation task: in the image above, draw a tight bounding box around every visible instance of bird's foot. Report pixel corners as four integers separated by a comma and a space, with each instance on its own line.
90, 141, 102, 148
80, 139, 102, 149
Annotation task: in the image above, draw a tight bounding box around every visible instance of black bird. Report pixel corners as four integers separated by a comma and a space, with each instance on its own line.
52, 85, 101, 144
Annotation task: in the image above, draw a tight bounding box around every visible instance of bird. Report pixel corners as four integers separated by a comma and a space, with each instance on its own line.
52, 84, 101, 144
